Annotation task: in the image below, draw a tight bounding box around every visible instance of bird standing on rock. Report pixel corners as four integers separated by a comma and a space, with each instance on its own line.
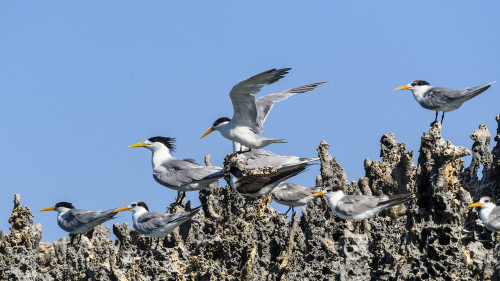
393, 80, 495, 123
469, 197, 500, 232
201, 68, 330, 152
271, 183, 321, 215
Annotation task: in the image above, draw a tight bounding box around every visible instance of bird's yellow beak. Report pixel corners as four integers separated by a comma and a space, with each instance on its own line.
113, 206, 132, 213
200, 128, 214, 139
39, 206, 56, 212
393, 85, 410, 91
129, 142, 149, 148
468, 202, 484, 208
308, 191, 326, 197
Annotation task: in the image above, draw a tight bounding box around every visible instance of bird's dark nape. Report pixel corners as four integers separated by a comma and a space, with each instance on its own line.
213, 117, 231, 127
55, 202, 75, 209
148, 136, 176, 152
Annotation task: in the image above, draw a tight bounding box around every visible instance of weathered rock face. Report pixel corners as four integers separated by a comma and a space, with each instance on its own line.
1, 115, 500, 280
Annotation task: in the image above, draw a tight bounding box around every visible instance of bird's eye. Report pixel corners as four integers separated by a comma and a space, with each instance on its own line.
132, 204, 136, 207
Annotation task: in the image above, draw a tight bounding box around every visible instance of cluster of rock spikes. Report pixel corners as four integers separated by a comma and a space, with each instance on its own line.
1, 115, 500, 280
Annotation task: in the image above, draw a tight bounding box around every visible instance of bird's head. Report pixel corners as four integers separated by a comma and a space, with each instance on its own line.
393, 80, 430, 92
114, 201, 149, 214
40, 202, 75, 213
201, 117, 231, 139
469, 196, 496, 209
129, 136, 176, 153
308, 186, 343, 199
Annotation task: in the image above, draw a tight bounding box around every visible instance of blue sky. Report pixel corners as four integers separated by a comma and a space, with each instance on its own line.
1, 1, 499, 242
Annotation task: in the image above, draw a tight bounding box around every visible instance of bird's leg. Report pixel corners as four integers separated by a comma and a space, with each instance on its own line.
78, 234, 82, 244
175, 191, 186, 205
283, 206, 292, 215
69, 234, 75, 245
154, 238, 160, 250
434, 111, 438, 122
441, 112, 445, 124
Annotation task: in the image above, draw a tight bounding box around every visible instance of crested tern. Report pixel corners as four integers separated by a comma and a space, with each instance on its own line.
229, 163, 309, 198
271, 183, 321, 214
114, 201, 201, 249
40, 202, 118, 244
130, 137, 224, 203
309, 187, 412, 221
394, 80, 495, 123
201, 68, 329, 151
469, 197, 500, 232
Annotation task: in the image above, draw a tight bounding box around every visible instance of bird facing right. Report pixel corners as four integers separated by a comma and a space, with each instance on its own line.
393, 80, 495, 123
469, 196, 500, 232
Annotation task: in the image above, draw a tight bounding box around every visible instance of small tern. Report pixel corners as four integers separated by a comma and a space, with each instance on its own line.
40, 202, 118, 244
201, 68, 329, 152
229, 163, 309, 198
469, 197, 500, 232
130, 137, 224, 203
394, 80, 495, 123
271, 183, 321, 214
233, 142, 319, 169
309, 187, 412, 221
114, 201, 201, 249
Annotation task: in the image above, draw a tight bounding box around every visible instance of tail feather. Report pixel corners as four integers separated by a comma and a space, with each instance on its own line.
379, 193, 413, 208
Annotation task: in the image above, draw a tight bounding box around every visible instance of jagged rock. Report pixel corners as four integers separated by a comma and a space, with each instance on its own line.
1, 117, 500, 280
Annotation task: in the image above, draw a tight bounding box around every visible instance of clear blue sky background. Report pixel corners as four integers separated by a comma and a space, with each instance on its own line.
1, 1, 498, 242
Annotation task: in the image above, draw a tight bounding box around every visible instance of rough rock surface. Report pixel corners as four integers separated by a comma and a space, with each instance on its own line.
1, 116, 500, 280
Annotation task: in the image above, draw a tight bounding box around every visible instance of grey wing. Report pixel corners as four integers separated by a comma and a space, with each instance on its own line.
487, 207, 500, 229
335, 195, 386, 217
255, 82, 330, 132
230, 68, 291, 132
137, 212, 195, 233
165, 159, 204, 170
272, 183, 319, 201
60, 209, 116, 231
154, 166, 224, 187
420, 82, 494, 109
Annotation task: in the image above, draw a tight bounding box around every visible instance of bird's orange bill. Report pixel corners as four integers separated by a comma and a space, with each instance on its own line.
39, 206, 56, 212
468, 202, 484, 208
129, 142, 149, 148
308, 191, 326, 197
113, 206, 132, 213
200, 128, 214, 139
393, 85, 410, 91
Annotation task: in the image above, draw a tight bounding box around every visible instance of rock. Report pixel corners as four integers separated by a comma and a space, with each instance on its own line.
1, 117, 500, 280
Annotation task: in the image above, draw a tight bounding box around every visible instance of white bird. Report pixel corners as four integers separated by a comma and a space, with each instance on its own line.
201, 68, 330, 152
271, 183, 321, 215
130, 137, 224, 203
469, 197, 500, 232
394, 80, 495, 123
114, 201, 201, 249
40, 202, 118, 244
229, 163, 309, 198
308, 187, 412, 221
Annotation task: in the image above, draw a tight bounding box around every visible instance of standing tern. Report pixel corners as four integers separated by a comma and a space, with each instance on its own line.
469, 197, 500, 232
229, 163, 309, 198
40, 202, 118, 244
201, 68, 330, 152
309, 187, 412, 221
394, 80, 495, 123
130, 137, 224, 203
114, 201, 201, 249
271, 183, 321, 215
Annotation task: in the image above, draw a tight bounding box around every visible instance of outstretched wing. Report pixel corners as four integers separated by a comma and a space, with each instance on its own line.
229, 68, 291, 132
255, 81, 330, 133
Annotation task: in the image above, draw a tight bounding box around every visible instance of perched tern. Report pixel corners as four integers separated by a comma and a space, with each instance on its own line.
309, 187, 412, 221
271, 183, 321, 214
469, 197, 500, 232
114, 201, 201, 249
130, 137, 224, 203
40, 202, 118, 244
233, 142, 319, 169
201, 68, 329, 151
394, 80, 495, 123
229, 163, 309, 198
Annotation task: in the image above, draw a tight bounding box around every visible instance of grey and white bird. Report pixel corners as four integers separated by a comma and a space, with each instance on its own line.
130, 137, 224, 203
309, 187, 412, 221
469, 197, 500, 232
40, 202, 118, 244
271, 183, 321, 214
394, 80, 495, 123
201, 68, 330, 152
229, 163, 309, 198
114, 201, 201, 249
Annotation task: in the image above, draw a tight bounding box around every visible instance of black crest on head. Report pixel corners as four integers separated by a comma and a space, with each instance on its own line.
136, 201, 149, 212
148, 136, 176, 152
411, 80, 429, 87
213, 117, 231, 127
325, 186, 342, 193
55, 202, 75, 209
